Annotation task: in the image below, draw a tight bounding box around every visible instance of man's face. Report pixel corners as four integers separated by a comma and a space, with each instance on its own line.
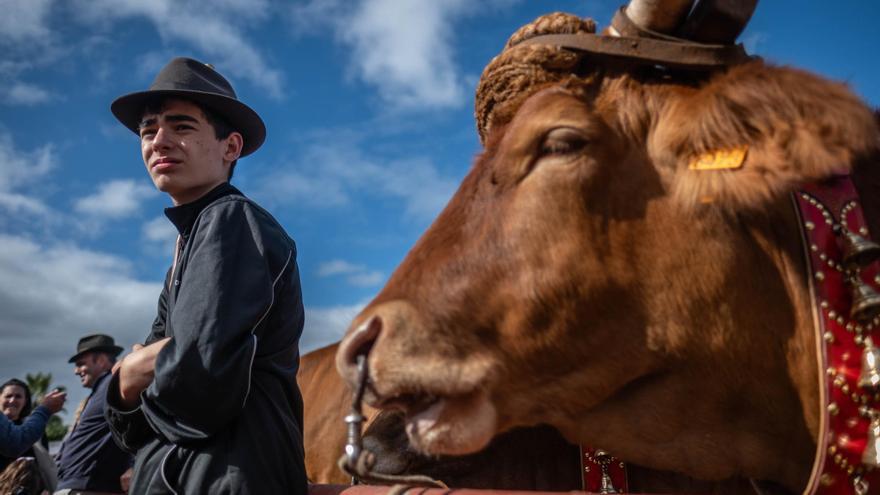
74, 352, 110, 389
1, 385, 26, 421
139, 99, 242, 205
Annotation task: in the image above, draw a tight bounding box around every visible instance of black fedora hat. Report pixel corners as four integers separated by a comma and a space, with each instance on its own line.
68, 334, 124, 363
111, 57, 266, 157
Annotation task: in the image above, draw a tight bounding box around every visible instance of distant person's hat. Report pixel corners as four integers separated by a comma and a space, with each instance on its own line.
110, 56, 266, 157
68, 334, 124, 363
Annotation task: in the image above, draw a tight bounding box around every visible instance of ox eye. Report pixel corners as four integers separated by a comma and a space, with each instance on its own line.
539, 127, 588, 157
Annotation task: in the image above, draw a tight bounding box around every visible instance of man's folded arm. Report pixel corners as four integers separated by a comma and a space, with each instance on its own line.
104, 279, 171, 451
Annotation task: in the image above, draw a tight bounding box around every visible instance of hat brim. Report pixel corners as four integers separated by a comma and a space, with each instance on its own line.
68, 345, 124, 363
111, 89, 266, 157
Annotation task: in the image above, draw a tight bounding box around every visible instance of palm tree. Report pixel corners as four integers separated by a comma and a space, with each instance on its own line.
24, 372, 68, 441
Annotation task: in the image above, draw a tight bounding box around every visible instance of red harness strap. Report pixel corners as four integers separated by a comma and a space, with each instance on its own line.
580, 446, 628, 493
794, 176, 880, 495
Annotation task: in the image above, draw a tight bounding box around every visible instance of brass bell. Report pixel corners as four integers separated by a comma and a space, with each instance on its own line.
594, 450, 620, 494
863, 414, 880, 467
841, 230, 880, 268
850, 279, 880, 323
859, 337, 880, 390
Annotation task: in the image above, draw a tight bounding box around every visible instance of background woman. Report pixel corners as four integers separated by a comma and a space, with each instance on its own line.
0, 378, 58, 492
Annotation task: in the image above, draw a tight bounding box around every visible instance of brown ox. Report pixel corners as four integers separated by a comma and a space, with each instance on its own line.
334, 12, 880, 495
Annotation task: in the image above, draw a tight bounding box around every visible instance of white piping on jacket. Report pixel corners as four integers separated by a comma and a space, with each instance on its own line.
241, 248, 293, 408
161, 445, 180, 495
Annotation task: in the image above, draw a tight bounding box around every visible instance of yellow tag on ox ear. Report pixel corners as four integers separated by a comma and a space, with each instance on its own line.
688, 145, 748, 171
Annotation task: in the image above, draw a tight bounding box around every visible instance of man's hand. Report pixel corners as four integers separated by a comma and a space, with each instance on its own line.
117, 337, 171, 409
120, 467, 134, 493
40, 389, 67, 414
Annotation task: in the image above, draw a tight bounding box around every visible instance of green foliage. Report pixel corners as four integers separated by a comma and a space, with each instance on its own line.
24, 371, 69, 439
25, 372, 52, 398
45, 415, 67, 441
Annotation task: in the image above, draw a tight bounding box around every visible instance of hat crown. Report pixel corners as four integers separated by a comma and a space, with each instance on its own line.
69, 333, 124, 362
110, 56, 266, 157
76, 333, 117, 352
149, 57, 237, 99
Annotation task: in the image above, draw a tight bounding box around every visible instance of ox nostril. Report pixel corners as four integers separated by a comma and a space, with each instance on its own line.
337, 315, 382, 376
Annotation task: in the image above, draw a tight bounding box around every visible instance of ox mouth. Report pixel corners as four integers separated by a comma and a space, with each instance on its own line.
376, 388, 498, 456
374, 391, 438, 416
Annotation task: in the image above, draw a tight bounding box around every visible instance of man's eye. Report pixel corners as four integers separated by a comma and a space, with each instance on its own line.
140, 129, 156, 138
540, 127, 589, 156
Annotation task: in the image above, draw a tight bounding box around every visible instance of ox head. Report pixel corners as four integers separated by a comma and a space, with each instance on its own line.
336, 11, 879, 487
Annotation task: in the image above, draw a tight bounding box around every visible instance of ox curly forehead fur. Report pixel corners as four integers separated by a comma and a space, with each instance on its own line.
476, 12, 880, 212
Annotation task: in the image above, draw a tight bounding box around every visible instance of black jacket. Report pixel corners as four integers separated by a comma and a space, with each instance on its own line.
106, 184, 307, 495
57, 372, 131, 492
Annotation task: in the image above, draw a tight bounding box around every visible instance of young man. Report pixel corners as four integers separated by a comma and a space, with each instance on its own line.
55, 334, 131, 494
105, 57, 307, 494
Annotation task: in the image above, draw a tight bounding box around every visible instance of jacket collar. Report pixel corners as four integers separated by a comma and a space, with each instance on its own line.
164, 182, 240, 235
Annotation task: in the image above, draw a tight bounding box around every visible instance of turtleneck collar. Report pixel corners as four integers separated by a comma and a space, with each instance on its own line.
164, 182, 241, 235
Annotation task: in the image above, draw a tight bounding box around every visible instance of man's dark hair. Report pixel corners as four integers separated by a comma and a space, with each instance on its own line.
140, 96, 240, 179
101, 351, 118, 365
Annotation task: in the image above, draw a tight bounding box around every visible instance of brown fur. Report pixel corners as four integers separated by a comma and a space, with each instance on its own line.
335, 58, 880, 494
299, 343, 583, 490
299, 343, 374, 484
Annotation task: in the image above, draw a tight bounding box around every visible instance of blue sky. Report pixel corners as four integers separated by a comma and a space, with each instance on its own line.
0, 0, 877, 417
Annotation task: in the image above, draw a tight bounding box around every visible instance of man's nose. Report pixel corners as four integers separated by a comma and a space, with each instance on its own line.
151, 126, 173, 150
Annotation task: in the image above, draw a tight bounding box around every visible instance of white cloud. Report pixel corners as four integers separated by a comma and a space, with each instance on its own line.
0, 132, 55, 192
742, 32, 768, 53
347, 271, 384, 287
301, 302, 365, 352
318, 259, 362, 276
317, 259, 384, 288
141, 215, 178, 259
0, 132, 55, 217
0, 192, 50, 216
259, 142, 457, 222
291, 0, 474, 109
0, 0, 54, 45
74, 179, 157, 219
142, 215, 177, 243
2, 82, 53, 105
0, 234, 161, 421
70, 0, 284, 98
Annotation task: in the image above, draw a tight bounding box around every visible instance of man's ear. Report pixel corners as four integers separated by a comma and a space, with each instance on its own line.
649, 61, 878, 211
223, 132, 244, 163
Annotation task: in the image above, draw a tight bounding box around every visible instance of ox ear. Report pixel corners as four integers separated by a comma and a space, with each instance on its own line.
650, 61, 879, 211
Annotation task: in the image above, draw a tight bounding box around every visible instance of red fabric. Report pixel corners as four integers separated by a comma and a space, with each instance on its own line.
796, 176, 880, 495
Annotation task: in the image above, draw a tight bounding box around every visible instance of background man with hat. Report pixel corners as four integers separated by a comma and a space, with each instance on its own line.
55, 334, 131, 494
104, 57, 307, 494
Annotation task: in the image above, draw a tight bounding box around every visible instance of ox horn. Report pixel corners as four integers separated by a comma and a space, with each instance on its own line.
612, 0, 696, 36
